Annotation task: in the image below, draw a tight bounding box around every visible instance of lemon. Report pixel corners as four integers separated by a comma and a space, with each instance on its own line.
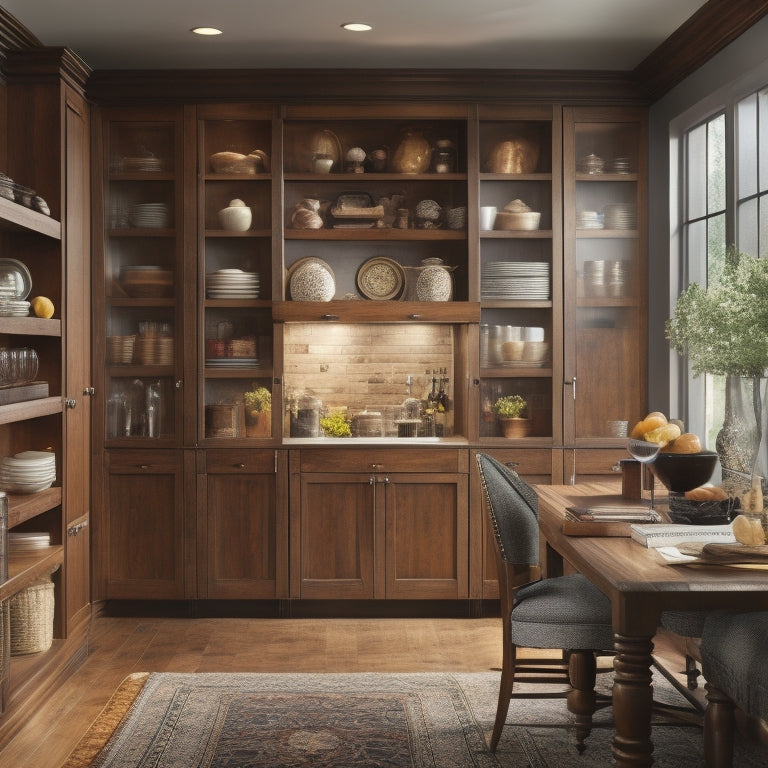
31, 296, 55, 319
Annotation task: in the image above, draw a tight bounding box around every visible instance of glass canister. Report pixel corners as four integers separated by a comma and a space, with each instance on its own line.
432, 139, 456, 173
291, 394, 322, 437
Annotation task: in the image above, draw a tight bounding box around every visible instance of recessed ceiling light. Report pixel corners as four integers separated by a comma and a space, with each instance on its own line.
341, 22, 372, 32
191, 27, 223, 36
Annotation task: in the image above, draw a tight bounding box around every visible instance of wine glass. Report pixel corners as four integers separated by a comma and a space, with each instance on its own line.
627, 438, 661, 508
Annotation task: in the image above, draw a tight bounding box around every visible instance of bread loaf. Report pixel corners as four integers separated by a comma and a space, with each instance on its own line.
685, 484, 728, 501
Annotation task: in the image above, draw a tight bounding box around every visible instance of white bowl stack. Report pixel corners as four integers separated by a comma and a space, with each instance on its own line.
0, 450, 56, 494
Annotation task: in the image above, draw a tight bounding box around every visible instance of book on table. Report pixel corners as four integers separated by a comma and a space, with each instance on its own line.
630, 523, 736, 548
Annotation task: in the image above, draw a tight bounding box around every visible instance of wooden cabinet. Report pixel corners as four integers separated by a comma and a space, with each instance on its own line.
562, 107, 647, 451
192, 105, 278, 445
98, 450, 194, 600
290, 448, 469, 600
476, 105, 562, 446
197, 449, 288, 599
0, 48, 91, 727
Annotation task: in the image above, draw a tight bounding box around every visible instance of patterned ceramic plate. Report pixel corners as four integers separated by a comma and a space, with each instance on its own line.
416, 265, 453, 301
356, 257, 405, 300
287, 257, 336, 301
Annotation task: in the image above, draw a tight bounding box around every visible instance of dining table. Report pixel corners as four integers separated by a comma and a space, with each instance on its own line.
534, 481, 768, 768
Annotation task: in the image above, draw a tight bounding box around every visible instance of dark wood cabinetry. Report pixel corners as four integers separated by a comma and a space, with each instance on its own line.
90, 97, 647, 610
197, 449, 288, 599
0, 48, 91, 735
290, 449, 469, 600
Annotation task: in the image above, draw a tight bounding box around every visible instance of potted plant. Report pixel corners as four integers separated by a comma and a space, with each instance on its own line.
492, 394, 530, 438
243, 385, 271, 438
666, 247, 768, 488
320, 409, 352, 438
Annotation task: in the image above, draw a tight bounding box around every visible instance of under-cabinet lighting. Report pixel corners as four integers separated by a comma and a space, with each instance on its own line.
341, 22, 372, 32
191, 27, 223, 36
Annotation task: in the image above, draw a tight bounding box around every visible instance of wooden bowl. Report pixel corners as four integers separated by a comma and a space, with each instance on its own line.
494, 211, 541, 230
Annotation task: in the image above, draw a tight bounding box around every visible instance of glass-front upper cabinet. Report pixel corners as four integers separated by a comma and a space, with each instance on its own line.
476, 105, 562, 445
195, 105, 276, 443
563, 107, 648, 446
97, 107, 185, 446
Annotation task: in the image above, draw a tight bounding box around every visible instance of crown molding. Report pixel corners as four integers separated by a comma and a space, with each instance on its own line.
633, 0, 768, 100
86, 67, 648, 106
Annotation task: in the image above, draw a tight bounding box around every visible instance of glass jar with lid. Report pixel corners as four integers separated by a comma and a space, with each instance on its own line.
432, 139, 456, 173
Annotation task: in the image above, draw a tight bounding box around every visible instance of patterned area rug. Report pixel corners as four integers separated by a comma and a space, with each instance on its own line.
61, 670, 766, 768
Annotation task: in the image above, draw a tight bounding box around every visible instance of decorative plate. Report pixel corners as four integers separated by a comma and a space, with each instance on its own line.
356, 257, 405, 301
0, 258, 32, 300
416, 265, 453, 301
287, 257, 336, 301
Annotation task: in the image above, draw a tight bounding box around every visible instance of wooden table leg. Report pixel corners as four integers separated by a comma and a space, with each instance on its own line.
611, 634, 655, 767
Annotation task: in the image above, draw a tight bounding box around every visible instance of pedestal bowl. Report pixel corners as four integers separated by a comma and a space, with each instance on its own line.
649, 450, 718, 493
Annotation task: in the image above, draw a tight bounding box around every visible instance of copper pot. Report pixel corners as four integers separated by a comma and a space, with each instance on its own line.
485, 137, 540, 174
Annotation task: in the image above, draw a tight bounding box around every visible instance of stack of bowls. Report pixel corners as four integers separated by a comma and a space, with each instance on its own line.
0, 450, 56, 494
0, 348, 39, 387
583, 259, 630, 298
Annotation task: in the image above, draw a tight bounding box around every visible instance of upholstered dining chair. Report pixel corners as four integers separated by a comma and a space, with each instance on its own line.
699, 611, 768, 768
476, 453, 615, 753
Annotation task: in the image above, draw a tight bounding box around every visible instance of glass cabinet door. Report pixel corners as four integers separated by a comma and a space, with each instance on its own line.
102, 111, 184, 445
476, 105, 561, 444
563, 107, 648, 446
196, 105, 275, 443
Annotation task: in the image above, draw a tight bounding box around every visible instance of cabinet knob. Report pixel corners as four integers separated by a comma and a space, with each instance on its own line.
68, 520, 88, 536
408, 314, 422, 320
234, 463, 246, 469
175, 380, 183, 389
321, 314, 339, 321
83, 387, 95, 396
65, 398, 77, 409
139, 464, 149, 470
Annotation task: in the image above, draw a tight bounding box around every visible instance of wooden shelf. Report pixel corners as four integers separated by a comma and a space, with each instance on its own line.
480, 230, 553, 239
575, 173, 639, 182
203, 299, 272, 309
108, 228, 176, 237
0, 317, 62, 337
7, 486, 62, 528
108, 298, 176, 308
205, 366, 273, 378
108, 172, 175, 181
285, 229, 466, 241
481, 366, 553, 378
480, 300, 553, 309
0, 397, 62, 426
575, 229, 638, 238
106, 365, 174, 377
479, 172, 553, 181
204, 229, 271, 238
273, 300, 481, 323
204, 173, 272, 181
0, 197, 61, 240
284, 172, 467, 182
0, 545, 63, 602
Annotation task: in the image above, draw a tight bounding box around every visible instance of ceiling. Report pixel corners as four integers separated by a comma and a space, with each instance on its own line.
1, 0, 708, 71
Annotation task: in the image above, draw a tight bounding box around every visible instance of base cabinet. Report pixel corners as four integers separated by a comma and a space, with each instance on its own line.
198, 449, 288, 599
98, 450, 194, 600
290, 448, 469, 600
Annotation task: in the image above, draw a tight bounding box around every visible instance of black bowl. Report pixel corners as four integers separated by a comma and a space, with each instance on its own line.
649, 450, 718, 493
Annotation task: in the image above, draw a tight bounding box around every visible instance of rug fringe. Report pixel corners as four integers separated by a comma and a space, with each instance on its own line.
59, 672, 150, 768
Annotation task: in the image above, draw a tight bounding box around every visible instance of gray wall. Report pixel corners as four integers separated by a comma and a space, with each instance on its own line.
648, 15, 768, 421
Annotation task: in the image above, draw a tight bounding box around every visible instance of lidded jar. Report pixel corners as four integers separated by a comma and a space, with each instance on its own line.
432, 139, 456, 173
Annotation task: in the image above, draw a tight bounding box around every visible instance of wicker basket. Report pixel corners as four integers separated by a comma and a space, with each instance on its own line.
10, 579, 54, 656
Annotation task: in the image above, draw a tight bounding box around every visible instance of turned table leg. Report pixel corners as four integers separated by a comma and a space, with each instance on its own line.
611, 634, 655, 767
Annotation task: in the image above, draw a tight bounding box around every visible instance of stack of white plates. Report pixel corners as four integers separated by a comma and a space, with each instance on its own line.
123, 156, 165, 173
481, 261, 551, 300
604, 203, 637, 230
0, 450, 56, 494
0, 298, 31, 316
206, 269, 261, 299
8, 531, 51, 550
129, 203, 170, 229
576, 210, 603, 230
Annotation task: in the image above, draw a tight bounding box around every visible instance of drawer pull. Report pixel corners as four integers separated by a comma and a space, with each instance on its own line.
139, 464, 149, 470
408, 313, 421, 320
321, 314, 339, 321
234, 463, 246, 469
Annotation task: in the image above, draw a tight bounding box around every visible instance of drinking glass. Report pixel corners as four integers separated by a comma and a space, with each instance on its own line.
627, 438, 661, 508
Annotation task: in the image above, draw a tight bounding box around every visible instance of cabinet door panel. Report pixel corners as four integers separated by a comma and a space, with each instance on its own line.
298, 475, 374, 599
104, 451, 186, 599
385, 474, 468, 599
205, 474, 278, 598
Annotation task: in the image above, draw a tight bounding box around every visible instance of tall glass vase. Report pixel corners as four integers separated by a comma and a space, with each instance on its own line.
716, 374, 760, 494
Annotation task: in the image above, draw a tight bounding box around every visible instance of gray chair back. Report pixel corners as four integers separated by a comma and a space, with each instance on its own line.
476, 453, 539, 566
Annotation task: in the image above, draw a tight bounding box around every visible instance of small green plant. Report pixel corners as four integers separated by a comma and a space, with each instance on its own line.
243, 385, 271, 414
320, 409, 352, 437
492, 394, 527, 419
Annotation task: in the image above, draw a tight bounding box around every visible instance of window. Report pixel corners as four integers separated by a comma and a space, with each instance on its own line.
678, 86, 768, 453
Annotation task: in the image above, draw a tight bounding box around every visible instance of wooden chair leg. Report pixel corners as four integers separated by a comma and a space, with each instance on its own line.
704, 681, 735, 768
489, 643, 517, 751
685, 653, 701, 689
566, 650, 597, 754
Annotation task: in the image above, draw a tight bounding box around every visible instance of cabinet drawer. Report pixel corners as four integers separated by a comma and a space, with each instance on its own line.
472, 448, 552, 481
204, 449, 275, 474
298, 447, 465, 474
107, 450, 182, 474
566, 448, 626, 480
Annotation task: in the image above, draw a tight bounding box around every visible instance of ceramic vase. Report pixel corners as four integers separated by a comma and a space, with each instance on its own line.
500, 417, 530, 439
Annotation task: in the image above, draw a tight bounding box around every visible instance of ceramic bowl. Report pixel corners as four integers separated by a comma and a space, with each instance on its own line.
494, 211, 541, 230
218, 205, 252, 231
650, 451, 718, 493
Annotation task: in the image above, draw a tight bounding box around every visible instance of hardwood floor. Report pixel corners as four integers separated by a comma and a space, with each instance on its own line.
0, 614, 505, 768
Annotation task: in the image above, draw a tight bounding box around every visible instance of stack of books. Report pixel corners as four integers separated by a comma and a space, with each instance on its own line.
563, 505, 663, 537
